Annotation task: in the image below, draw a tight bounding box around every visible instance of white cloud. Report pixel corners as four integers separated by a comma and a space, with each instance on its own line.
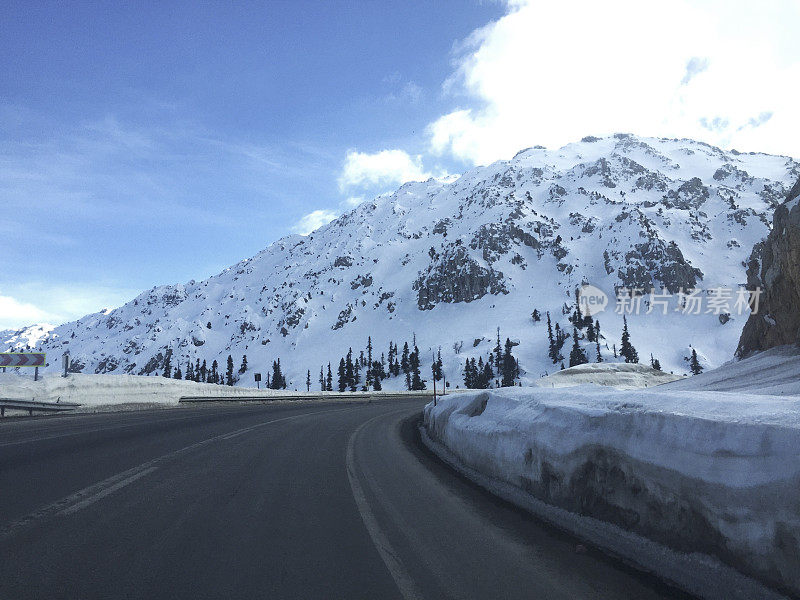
0, 294, 61, 330
291, 209, 338, 235
0, 283, 140, 330
427, 0, 800, 164
339, 149, 432, 190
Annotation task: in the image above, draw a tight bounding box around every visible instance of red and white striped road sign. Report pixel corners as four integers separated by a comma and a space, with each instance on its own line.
0, 353, 46, 367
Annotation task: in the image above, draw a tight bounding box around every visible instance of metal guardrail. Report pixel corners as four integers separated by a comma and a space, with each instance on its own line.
178, 391, 439, 403
0, 399, 82, 417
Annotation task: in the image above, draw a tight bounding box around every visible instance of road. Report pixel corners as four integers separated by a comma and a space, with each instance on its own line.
0, 398, 690, 600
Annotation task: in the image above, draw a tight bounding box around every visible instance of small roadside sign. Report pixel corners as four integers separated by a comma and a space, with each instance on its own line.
254, 373, 261, 389
0, 353, 45, 367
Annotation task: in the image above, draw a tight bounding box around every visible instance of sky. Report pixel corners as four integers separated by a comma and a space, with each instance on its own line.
2, 0, 799, 330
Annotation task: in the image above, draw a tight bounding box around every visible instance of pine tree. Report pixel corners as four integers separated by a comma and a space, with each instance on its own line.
401, 342, 410, 375
620, 316, 639, 363
185, 360, 193, 381
270, 359, 285, 389
531, 308, 541, 322
211, 359, 219, 384
306, 369, 311, 392
501, 338, 516, 387
410, 345, 425, 390
320, 366, 325, 391
366, 336, 373, 387
481, 360, 493, 389
569, 328, 589, 367
494, 328, 503, 372
195, 358, 201, 383
690, 349, 703, 375
596, 338, 603, 363
586, 320, 596, 343
371, 362, 383, 391
432, 348, 443, 382
174, 366, 182, 380
162, 349, 172, 379
463, 358, 475, 388
226, 355, 234, 386
326, 363, 333, 391
338, 358, 347, 392
239, 355, 248, 375
200, 359, 207, 383
547, 312, 557, 363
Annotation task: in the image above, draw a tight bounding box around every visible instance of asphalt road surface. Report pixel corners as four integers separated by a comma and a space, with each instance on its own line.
0, 398, 691, 600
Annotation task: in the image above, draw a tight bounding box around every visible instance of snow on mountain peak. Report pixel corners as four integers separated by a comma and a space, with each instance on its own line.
4, 134, 798, 387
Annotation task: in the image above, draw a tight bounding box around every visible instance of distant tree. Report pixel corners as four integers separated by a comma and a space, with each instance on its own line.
346, 348, 356, 392
162, 349, 172, 379
531, 308, 541, 322
366, 336, 373, 387
650, 354, 662, 371
200, 359, 207, 383
501, 338, 517, 387
239, 355, 248, 374
595, 338, 603, 363
463, 358, 475, 389
432, 348, 443, 382
319, 366, 325, 391
494, 328, 503, 372
306, 369, 311, 392
174, 366, 182, 380
410, 345, 425, 390
338, 358, 347, 392
270, 359, 286, 389
620, 316, 639, 363
401, 342, 410, 375
547, 312, 557, 363
211, 360, 219, 384
690, 349, 703, 375
185, 360, 193, 381
195, 358, 202, 383
569, 328, 589, 367
326, 363, 333, 391
371, 362, 383, 391
226, 355, 235, 386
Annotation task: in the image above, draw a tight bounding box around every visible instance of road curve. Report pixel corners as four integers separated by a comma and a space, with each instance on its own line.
0, 399, 689, 599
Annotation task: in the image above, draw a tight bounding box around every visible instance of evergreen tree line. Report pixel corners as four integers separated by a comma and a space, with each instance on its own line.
319, 335, 442, 393
160, 351, 290, 388
462, 329, 520, 389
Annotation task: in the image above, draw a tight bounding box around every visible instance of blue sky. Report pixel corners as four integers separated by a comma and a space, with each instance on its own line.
2, 0, 799, 329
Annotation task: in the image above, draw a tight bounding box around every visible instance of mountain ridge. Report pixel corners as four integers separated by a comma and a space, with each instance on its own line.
3, 134, 798, 388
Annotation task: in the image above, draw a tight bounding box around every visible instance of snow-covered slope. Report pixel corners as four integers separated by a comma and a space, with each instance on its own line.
3, 134, 798, 386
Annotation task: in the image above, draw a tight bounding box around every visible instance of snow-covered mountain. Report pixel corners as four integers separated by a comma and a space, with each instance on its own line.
3, 134, 798, 388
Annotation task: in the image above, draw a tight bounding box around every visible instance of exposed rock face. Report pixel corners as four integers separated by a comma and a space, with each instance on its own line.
737, 177, 800, 357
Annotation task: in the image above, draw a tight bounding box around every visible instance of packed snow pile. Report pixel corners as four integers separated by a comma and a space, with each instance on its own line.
0, 372, 285, 408
423, 386, 800, 597
534, 362, 683, 389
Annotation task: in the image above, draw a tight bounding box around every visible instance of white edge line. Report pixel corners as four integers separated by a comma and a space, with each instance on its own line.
346, 412, 423, 600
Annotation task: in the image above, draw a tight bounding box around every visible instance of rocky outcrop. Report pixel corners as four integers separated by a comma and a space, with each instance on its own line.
737, 177, 800, 356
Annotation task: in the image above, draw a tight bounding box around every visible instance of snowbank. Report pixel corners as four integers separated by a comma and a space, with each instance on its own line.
0, 372, 287, 408
423, 386, 800, 598
534, 362, 683, 389
662, 344, 800, 396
